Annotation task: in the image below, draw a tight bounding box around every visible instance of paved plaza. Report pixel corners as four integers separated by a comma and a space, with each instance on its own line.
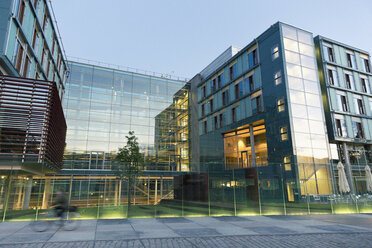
1, 214, 372, 247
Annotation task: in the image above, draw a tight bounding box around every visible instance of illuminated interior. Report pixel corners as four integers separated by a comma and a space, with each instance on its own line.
224, 120, 268, 169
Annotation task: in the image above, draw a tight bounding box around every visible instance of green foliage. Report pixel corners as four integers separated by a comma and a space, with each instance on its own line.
113, 131, 144, 180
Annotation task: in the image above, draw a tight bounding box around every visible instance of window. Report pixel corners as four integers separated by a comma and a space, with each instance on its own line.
201, 104, 205, 116
217, 74, 222, 88
277, 98, 285, 112
210, 98, 214, 112
327, 68, 339, 86
363, 58, 371, 73
18, 0, 26, 25
219, 113, 223, 128
335, 118, 347, 137
272, 45, 279, 60
42, 13, 48, 30
280, 126, 288, 141
214, 116, 218, 130
249, 75, 254, 92
337, 93, 349, 112
33, 0, 39, 8
344, 72, 354, 90
202, 86, 206, 98
229, 64, 237, 81
284, 156, 291, 171
22, 56, 30, 77
46, 59, 50, 78
346, 52, 356, 68
32, 29, 39, 52
203, 120, 208, 134
248, 49, 258, 68
352, 120, 364, 139
354, 97, 365, 115
15, 42, 24, 72
252, 95, 262, 114
361, 77, 370, 93
274, 71, 282, 85
234, 82, 243, 99
222, 90, 229, 106
211, 78, 216, 92
323, 45, 335, 62
51, 39, 56, 55
232, 107, 237, 123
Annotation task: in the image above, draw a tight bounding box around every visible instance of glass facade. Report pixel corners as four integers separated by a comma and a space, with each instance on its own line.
63, 61, 189, 171
282, 24, 333, 195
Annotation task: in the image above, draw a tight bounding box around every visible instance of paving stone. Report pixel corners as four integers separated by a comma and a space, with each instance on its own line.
212, 216, 252, 222
173, 228, 221, 237
245, 226, 296, 234
156, 217, 191, 223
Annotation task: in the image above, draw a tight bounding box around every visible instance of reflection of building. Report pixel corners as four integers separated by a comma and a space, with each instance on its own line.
155, 84, 190, 171
315, 36, 372, 194
63, 60, 188, 170
194, 22, 335, 201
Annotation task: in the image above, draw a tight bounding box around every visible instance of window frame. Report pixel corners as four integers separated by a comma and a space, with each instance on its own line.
280, 126, 288, 141
271, 45, 279, 60
277, 98, 285, 112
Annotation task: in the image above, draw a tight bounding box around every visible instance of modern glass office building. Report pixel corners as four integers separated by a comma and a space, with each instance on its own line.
1, 22, 372, 222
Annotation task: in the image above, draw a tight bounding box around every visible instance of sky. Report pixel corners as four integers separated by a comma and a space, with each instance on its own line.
51, 0, 372, 80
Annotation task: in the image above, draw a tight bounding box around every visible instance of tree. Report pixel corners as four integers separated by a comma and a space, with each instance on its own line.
112, 131, 144, 214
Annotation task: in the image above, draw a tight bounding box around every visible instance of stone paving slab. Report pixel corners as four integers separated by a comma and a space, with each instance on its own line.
1, 214, 372, 247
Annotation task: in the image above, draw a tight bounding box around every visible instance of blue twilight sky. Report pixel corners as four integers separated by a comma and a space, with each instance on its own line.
52, 0, 372, 79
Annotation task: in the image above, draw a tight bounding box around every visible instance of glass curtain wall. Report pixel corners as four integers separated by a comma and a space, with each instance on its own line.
281, 24, 334, 198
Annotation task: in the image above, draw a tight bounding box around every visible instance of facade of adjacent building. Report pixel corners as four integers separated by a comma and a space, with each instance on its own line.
0, 0, 68, 97
315, 36, 372, 194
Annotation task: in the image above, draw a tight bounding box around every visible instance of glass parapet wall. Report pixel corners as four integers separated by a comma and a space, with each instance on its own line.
1, 163, 372, 221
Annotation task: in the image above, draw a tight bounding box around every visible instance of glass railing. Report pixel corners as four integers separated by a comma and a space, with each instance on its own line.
1, 163, 372, 221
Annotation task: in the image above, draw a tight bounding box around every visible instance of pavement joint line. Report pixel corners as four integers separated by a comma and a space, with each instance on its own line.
1, 231, 372, 246
92, 220, 98, 248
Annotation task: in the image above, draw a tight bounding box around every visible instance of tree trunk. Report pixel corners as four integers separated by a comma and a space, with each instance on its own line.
127, 178, 132, 217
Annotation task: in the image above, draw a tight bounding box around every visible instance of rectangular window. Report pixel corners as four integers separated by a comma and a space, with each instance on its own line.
337, 94, 349, 112
219, 113, 223, 128
51, 39, 56, 55
346, 52, 356, 68
22, 56, 30, 77
222, 90, 229, 106
280, 126, 288, 141
354, 98, 365, 115
274, 71, 282, 85
249, 76, 254, 92
43, 13, 48, 30
15, 43, 24, 72
363, 58, 371, 73
46, 59, 50, 78
252, 95, 262, 114
327, 46, 334, 62
284, 156, 291, 171
18, 0, 26, 25
202, 86, 206, 98
214, 116, 218, 130
234, 82, 243, 99
232, 107, 236, 123
210, 98, 214, 112
229, 64, 237, 81
217, 74, 222, 88
248, 49, 258, 68
352, 121, 364, 139
345, 72, 354, 90
201, 104, 205, 116
272, 45, 279, 60
335, 119, 348, 137
361, 77, 370, 93
327, 68, 339, 86
204, 120, 207, 134
277, 98, 285, 112
211, 78, 216, 92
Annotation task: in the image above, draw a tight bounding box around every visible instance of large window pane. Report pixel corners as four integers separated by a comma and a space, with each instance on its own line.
283, 38, 299, 53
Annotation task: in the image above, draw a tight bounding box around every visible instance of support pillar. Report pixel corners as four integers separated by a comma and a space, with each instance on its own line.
155, 179, 158, 204
249, 124, 256, 167
343, 143, 355, 194
23, 178, 33, 210
42, 179, 52, 209
114, 180, 118, 206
